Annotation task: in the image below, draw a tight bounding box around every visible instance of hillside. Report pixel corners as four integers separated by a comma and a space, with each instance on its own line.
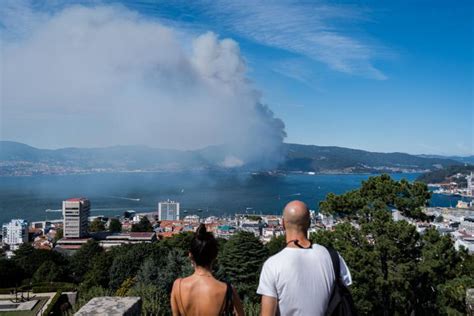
418, 154, 474, 165
280, 143, 461, 173
416, 164, 474, 185
0, 141, 463, 176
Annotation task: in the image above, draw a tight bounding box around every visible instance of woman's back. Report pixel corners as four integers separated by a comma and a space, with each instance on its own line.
170, 224, 244, 316
173, 275, 228, 316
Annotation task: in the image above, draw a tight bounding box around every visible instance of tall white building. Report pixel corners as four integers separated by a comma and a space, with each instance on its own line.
158, 200, 180, 221
2, 219, 28, 251
467, 172, 474, 196
63, 198, 90, 238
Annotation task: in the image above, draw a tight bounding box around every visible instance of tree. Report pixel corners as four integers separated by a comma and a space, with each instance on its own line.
13, 243, 68, 279
0, 259, 24, 287
314, 174, 471, 315
32, 261, 64, 283
54, 228, 63, 242
265, 235, 286, 256
108, 243, 159, 289
160, 232, 193, 251
108, 218, 122, 233
81, 252, 113, 289
131, 217, 153, 232
130, 249, 192, 315
319, 174, 431, 220
70, 240, 103, 282
219, 231, 268, 303
89, 218, 106, 232
116, 277, 135, 297
128, 284, 170, 316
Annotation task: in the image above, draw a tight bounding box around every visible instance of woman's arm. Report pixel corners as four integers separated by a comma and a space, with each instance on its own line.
170, 279, 181, 316
232, 286, 245, 316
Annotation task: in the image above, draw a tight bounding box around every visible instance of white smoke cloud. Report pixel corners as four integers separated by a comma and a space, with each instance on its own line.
1, 4, 286, 168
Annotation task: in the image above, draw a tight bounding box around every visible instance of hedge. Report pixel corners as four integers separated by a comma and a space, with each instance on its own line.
42, 290, 62, 316
32, 282, 76, 293
0, 285, 29, 294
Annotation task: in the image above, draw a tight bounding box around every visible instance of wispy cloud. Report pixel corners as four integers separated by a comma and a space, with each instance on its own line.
200, 1, 387, 80
270, 59, 318, 87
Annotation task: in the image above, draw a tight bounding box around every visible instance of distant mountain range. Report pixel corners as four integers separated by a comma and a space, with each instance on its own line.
0, 141, 467, 176
417, 154, 474, 165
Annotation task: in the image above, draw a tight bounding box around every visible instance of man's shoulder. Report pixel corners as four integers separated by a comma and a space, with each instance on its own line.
263, 244, 329, 266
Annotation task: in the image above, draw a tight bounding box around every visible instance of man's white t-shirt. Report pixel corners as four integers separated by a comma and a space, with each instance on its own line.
257, 244, 352, 316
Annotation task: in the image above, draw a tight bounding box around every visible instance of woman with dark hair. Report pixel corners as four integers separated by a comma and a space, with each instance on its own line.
171, 224, 245, 316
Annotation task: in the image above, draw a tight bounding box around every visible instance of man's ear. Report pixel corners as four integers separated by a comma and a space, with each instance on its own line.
282, 218, 286, 230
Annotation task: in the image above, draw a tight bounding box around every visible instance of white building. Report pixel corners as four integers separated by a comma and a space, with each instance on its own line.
2, 219, 28, 251
158, 200, 180, 221
63, 198, 91, 238
183, 215, 200, 223
467, 172, 474, 196
460, 217, 474, 235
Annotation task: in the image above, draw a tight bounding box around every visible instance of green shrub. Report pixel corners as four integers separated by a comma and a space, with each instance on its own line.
32, 282, 76, 293
0, 285, 29, 294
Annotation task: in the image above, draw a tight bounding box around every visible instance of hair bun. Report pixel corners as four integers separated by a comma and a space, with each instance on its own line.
196, 223, 207, 238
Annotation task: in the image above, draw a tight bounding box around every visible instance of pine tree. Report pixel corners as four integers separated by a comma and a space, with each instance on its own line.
219, 231, 268, 303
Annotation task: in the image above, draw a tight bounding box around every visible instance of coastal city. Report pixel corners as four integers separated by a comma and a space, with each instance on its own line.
2, 172, 474, 259
1, 0, 473, 314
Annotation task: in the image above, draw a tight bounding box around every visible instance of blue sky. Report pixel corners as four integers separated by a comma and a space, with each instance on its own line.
1, 0, 473, 155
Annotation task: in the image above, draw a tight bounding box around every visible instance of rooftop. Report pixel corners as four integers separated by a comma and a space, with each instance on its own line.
65, 197, 88, 202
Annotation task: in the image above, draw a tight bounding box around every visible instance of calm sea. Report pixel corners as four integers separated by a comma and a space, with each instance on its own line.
0, 172, 468, 224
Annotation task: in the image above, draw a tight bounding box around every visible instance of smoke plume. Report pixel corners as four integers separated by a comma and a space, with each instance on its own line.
1, 4, 286, 168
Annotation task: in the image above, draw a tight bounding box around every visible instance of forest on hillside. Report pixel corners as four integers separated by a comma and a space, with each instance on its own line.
417, 165, 474, 185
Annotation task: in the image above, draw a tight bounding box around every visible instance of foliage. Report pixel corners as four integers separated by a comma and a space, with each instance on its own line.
32, 282, 76, 293
245, 215, 262, 221
80, 252, 113, 290
313, 174, 472, 315
282, 143, 459, 172
131, 216, 153, 232
108, 218, 122, 232
219, 231, 268, 303
69, 239, 103, 283
2, 175, 471, 315
265, 234, 286, 256
13, 243, 67, 279
417, 164, 474, 185
53, 228, 63, 243
160, 232, 193, 251
89, 218, 106, 232
32, 261, 65, 283
116, 277, 135, 297
243, 302, 260, 316
319, 174, 431, 220
128, 284, 170, 316
108, 243, 156, 289
0, 258, 24, 287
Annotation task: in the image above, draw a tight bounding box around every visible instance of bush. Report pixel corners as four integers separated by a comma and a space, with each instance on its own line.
0, 285, 30, 294
0, 287, 16, 294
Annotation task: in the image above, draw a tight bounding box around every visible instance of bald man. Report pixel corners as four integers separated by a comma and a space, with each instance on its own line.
257, 201, 352, 316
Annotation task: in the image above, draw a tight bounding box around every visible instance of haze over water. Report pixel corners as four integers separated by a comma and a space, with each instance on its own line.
0, 172, 466, 225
